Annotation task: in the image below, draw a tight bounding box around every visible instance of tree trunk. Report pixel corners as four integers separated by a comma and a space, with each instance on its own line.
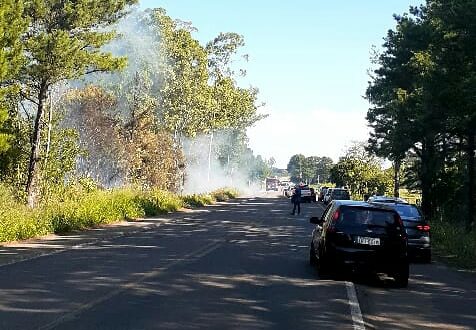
44, 91, 53, 168
467, 131, 475, 231
394, 159, 401, 198
420, 140, 435, 221
26, 82, 48, 208
207, 131, 214, 182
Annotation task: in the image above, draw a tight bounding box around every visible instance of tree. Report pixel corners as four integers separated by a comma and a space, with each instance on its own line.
366, 9, 434, 199
0, 0, 26, 154
287, 154, 306, 183
426, 0, 476, 229
63, 86, 128, 187
330, 143, 391, 197
152, 8, 210, 141
20, 0, 137, 207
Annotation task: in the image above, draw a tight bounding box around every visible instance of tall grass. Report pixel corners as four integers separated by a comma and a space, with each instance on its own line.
0, 185, 239, 243
431, 219, 476, 270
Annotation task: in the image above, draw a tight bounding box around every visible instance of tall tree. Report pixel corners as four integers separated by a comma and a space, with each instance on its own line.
152, 8, 210, 141
366, 9, 434, 200
427, 0, 476, 229
287, 154, 306, 183
20, 0, 137, 206
0, 0, 26, 154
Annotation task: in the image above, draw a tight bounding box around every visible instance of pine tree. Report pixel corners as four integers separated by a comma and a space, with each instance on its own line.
20, 0, 137, 207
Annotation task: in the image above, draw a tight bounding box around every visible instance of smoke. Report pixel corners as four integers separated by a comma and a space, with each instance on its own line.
181, 131, 261, 195
66, 6, 262, 194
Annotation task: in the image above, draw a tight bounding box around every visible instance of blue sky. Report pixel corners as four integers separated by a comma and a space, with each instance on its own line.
139, 0, 422, 168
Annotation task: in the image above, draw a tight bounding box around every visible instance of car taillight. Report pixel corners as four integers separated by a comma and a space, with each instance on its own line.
417, 224, 431, 232
332, 210, 340, 221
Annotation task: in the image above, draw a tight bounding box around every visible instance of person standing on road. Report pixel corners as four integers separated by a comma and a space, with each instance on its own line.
291, 185, 302, 215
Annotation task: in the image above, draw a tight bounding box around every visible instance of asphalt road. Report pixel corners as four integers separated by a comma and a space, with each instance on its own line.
0, 193, 475, 329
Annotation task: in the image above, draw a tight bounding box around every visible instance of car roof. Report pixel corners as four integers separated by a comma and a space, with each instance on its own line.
368, 196, 408, 203
333, 200, 398, 212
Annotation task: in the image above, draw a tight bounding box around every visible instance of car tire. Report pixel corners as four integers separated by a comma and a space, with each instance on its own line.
393, 263, 409, 288
309, 243, 318, 266
317, 251, 331, 278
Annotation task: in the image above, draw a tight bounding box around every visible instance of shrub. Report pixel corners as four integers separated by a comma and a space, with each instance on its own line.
0, 185, 239, 243
182, 194, 214, 208
211, 187, 240, 202
432, 220, 476, 270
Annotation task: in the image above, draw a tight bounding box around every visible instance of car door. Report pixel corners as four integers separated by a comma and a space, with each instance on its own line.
313, 203, 333, 252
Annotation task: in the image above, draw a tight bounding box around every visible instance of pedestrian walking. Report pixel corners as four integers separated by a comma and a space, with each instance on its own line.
291, 185, 302, 215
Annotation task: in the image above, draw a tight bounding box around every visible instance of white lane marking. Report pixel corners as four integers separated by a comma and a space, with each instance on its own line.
346, 281, 366, 330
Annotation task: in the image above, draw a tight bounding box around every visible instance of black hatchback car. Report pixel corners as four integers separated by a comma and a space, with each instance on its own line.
309, 200, 409, 287
368, 199, 431, 263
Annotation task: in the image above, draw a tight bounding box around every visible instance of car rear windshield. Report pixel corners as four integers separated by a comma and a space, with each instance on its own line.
338, 207, 397, 227
394, 204, 421, 219
332, 190, 350, 199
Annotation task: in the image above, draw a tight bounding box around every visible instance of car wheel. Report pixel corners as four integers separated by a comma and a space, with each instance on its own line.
317, 251, 331, 278
393, 263, 409, 288
309, 243, 318, 266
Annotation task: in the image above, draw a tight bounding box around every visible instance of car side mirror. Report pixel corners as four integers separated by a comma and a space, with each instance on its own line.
310, 217, 323, 225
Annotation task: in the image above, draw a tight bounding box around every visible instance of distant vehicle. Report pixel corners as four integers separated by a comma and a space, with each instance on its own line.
299, 185, 313, 203
279, 180, 290, 188
368, 197, 431, 262
309, 200, 409, 287
283, 185, 292, 197
265, 178, 279, 191
318, 186, 329, 202
323, 188, 350, 204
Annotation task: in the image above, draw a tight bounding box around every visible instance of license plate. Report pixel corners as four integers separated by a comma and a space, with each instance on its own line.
355, 236, 380, 246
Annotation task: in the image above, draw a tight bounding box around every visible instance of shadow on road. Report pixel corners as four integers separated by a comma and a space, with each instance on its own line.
0, 196, 356, 330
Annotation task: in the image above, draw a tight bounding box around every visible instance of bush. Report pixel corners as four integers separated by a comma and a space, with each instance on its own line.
0, 184, 51, 242
182, 194, 215, 208
432, 220, 476, 270
211, 187, 240, 202
0, 185, 239, 243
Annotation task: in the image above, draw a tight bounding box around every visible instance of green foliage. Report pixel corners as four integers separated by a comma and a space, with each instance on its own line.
330, 143, 392, 197
0, 185, 184, 242
432, 219, 476, 270
181, 187, 239, 207
366, 2, 476, 231
287, 154, 334, 184
182, 194, 215, 208
0, 184, 241, 243
152, 8, 211, 138
366, 2, 476, 268
20, 0, 138, 206
0, 0, 27, 154
211, 187, 240, 201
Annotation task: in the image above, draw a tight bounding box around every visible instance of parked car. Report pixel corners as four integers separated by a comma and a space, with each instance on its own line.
300, 185, 313, 203
309, 200, 409, 287
318, 186, 329, 202
284, 184, 294, 198
368, 197, 431, 263
367, 195, 408, 203
323, 188, 350, 204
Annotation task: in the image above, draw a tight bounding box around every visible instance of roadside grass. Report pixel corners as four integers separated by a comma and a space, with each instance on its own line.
431, 220, 476, 270
0, 185, 240, 243
181, 194, 215, 208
